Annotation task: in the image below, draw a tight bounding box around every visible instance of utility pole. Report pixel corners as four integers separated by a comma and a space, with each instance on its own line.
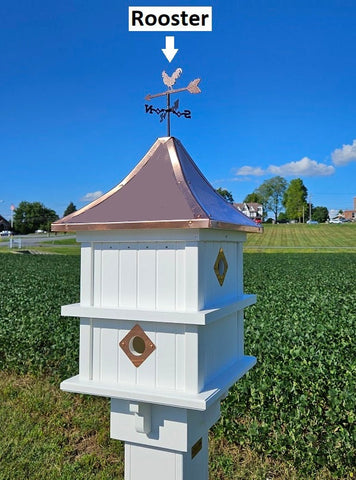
308, 195, 312, 221
10, 204, 15, 230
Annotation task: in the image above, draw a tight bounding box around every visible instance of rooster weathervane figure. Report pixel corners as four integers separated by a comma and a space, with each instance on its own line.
162, 68, 182, 89
145, 68, 201, 136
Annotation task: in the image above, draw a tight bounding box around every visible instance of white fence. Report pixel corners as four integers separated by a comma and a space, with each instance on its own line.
9, 237, 22, 249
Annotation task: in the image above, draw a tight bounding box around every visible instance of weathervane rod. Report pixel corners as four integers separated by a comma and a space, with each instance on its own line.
167, 93, 171, 136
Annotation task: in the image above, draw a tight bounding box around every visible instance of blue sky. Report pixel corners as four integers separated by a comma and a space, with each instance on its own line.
1, 0, 355, 220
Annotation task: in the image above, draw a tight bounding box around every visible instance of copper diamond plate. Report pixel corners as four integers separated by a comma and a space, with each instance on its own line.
214, 248, 228, 286
119, 324, 156, 367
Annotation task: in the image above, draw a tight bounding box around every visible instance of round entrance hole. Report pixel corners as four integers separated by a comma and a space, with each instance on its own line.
129, 336, 146, 356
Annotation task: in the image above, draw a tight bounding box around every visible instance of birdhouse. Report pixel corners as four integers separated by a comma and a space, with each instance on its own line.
52, 136, 260, 480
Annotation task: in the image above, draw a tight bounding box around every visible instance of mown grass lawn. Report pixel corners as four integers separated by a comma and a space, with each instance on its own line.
245, 223, 356, 252
0, 373, 123, 480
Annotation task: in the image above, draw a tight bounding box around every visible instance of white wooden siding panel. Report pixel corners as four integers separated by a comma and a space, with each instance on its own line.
137, 248, 156, 310
119, 248, 137, 308
201, 242, 238, 309
92, 320, 102, 381
101, 247, 119, 307
100, 321, 119, 383
203, 313, 238, 386
175, 246, 186, 310
175, 330, 185, 390
236, 310, 244, 357
93, 246, 102, 306
156, 328, 176, 389
185, 243, 199, 311
224, 242, 238, 300
236, 242, 243, 296
80, 243, 93, 305
79, 318, 92, 380
184, 325, 199, 392
156, 246, 176, 310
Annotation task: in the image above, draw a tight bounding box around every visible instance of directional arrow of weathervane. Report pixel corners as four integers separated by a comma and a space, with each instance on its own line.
162, 36, 178, 62
145, 78, 201, 101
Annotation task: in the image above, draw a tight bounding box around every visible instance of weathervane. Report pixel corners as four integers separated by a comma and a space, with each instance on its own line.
145, 68, 201, 136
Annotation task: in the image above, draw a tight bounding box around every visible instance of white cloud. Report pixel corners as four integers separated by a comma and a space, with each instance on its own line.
234, 165, 265, 176
267, 157, 335, 177
80, 191, 103, 203
234, 157, 334, 178
331, 139, 356, 166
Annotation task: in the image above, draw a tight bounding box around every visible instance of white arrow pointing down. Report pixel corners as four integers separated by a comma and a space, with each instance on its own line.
162, 36, 178, 62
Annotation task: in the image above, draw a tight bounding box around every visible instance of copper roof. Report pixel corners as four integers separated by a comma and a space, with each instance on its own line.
52, 137, 261, 233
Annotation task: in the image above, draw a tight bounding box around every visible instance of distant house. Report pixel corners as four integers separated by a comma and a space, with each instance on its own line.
233, 202, 263, 222
344, 197, 356, 222
0, 215, 11, 232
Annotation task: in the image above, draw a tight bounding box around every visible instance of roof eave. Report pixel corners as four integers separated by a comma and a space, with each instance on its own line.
51, 219, 263, 233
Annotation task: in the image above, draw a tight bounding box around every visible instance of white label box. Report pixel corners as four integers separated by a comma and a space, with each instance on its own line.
128, 6, 212, 32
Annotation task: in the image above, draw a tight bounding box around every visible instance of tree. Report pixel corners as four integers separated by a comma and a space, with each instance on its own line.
13, 201, 59, 234
216, 188, 234, 204
312, 206, 328, 223
283, 178, 308, 222
255, 176, 287, 223
277, 211, 289, 223
243, 192, 263, 204
63, 202, 77, 217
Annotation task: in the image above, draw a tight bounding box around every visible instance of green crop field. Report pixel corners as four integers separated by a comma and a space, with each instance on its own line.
0, 245, 355, 478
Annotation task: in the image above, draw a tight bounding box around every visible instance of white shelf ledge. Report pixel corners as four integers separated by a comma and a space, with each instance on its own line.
61, 295, 256, 326
60, 355, 256, 411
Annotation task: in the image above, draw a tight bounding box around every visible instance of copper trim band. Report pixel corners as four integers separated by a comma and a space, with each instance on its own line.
52, 219, 262, 233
